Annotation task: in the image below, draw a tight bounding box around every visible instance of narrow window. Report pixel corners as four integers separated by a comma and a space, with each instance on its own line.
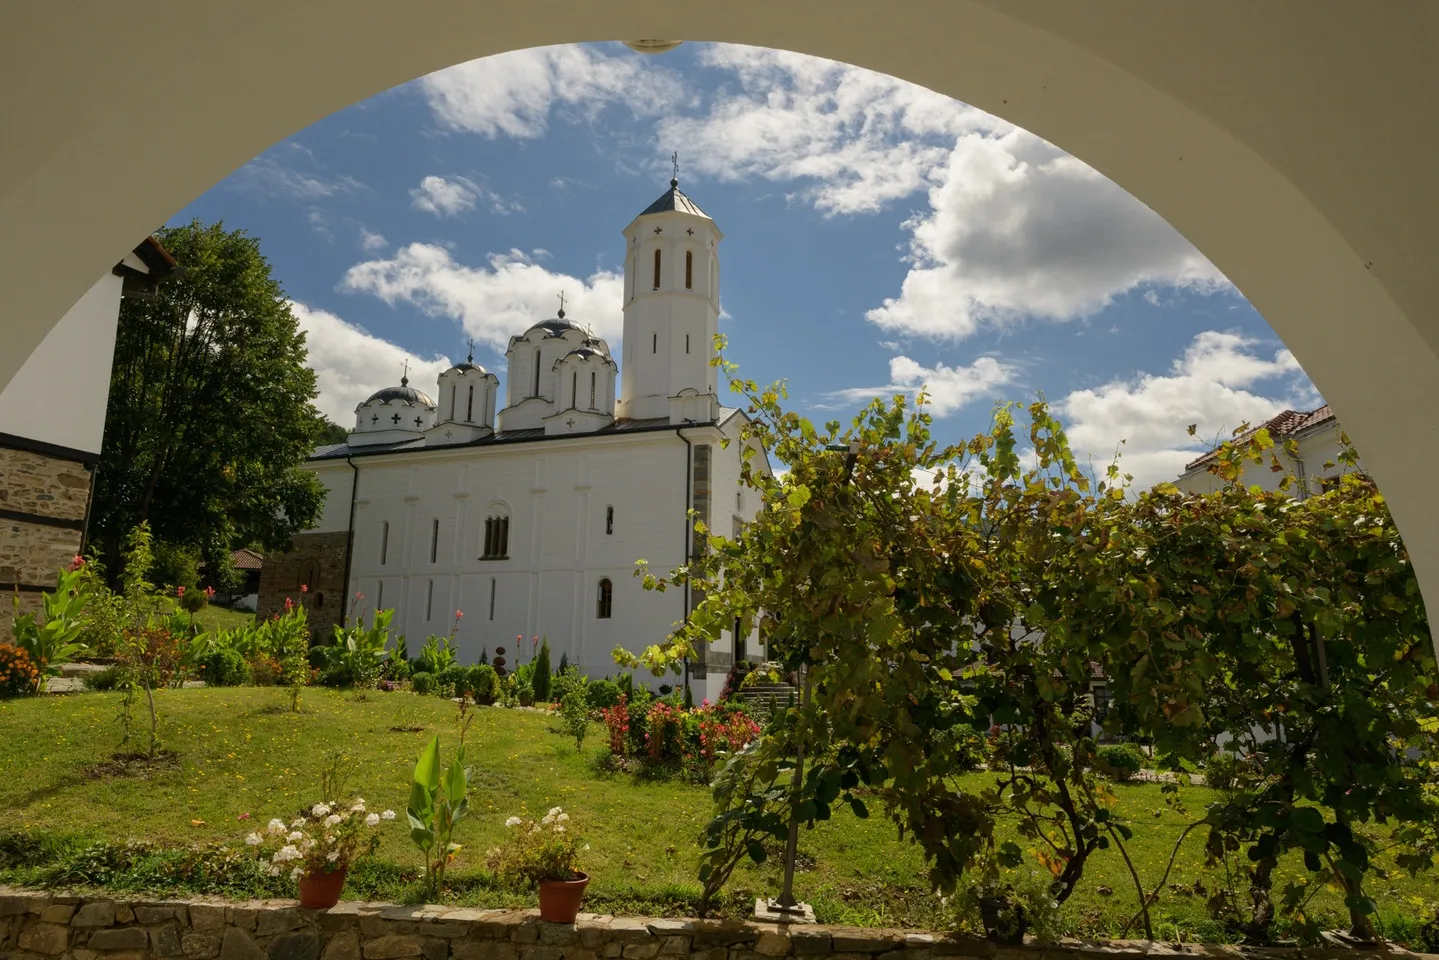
489, 577, 496, 620
737, 490, 742, 511
430, 517, 439, 563
652, 332, 657, 354
426, 579, 434, 622
377, 580, 385, 610
533, 348, 541, 397
685, 334, 690, 354
589, 372, 596, 409
653, 249, 661, 289
572, 371, 578, 409
605, 505, 614, 535
315, 593, 324, 609
380, 521, 389, 565
500, 517, 509, 556
685, 250, 693, 289
597, 578, 613, 619
466, 384, 474, 422
483, 515, 509, 559
450, 383, 458, 421
483, 518, 492, 559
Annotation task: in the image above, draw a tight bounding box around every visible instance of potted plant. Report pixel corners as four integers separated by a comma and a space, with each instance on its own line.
487, 807, 588, 922
245, 799, 395, 908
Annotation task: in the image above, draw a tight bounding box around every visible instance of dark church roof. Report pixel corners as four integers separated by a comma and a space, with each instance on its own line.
638, 180, 711, 220
363, 381, 435, 406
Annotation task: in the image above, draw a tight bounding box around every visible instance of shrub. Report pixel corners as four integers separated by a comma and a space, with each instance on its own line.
82, 664, 131, 692
417, 635, 456, 676
1095, 743, 1145, 782
488, 807, 583, 885
586, 678, 621, 710
1204, 751, 1243, 791
381, 657, 412, 682
532, 638, 552, 703
11, 564, 90, 691
437, 664, 469, 697
467, 664, 499, 705
0, 643, 40, 698
560, 689, 590, 751
196, 647, 249, 687
410, 671, 436, 695
550, 665, 586, 707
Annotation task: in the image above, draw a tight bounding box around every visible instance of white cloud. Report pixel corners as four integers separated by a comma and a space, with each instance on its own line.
409, 175, 520, 217
866, 129, 1229, 340
659, 45, 987, 215
1058, 331, 1311, 488
340, 244, 624, 352
291, 302, 452, 424
419, 44, 685, 139
828, 354, 1014, 417
358, 228, 388, 252
228, 144, 364, 200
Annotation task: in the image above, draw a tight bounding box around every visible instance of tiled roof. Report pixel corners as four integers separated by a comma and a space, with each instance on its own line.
1183, 404, 1335, 472
309, 409, 739, 462
638, 181, 711, 220
231, 548, 264, 570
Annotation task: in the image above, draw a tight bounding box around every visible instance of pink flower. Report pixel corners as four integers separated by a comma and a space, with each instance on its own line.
285, 597, 294, 611
177, 586, 186, 597
68, 555, 85, 571
702, 699, 710, 707
301, 584, 309, 593
455, 610, 464, 619
204, 586, 216, 599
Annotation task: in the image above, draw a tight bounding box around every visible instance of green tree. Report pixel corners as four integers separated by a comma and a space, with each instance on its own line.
316, 420, 350, 445
533, 637, 552, 704
92, 221, 326, 586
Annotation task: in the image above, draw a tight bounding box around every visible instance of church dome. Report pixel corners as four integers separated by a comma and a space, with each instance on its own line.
525, 309, 584, 337
363, 378, 434, 407
637, 179, 711, 220
563, 346, 609, 362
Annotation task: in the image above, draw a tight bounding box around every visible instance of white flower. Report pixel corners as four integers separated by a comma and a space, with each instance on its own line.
327, 850, 340, 862
268, 866, 281, 877
547, 807, 562, 817
272, 845, 301, 863
505, 817, 522, 828
554, 825, 566, 833
245, 833, 263, 846
287, 831, 304, 843
267, 819, 287, 835
302, 839, 316, 851
323, 814, 342, 828
556, 813, 569, 822
541, 814, 555, 825
291, 867, 304, 880
311, 803, 332, 817
380, 810, 396, 821
365, 813, 380, 827
351, 799, 366, 813
291, 819, 305, 830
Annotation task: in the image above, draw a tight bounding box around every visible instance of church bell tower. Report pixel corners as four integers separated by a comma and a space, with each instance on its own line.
616, 172, 723, 424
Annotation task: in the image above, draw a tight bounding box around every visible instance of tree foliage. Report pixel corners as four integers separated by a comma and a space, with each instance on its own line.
624, 339, 1439, 942
92, 221, 326, 586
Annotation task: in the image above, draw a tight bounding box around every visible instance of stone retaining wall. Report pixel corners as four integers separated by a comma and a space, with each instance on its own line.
1, 888, 1432, 960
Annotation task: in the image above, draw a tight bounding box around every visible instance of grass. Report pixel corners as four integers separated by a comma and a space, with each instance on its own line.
188, 605, 257, 634
0, 687, 1435, 945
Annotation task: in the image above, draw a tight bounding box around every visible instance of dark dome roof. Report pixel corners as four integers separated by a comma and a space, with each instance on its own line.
638, 180, 711, 220
363, 382, 434, 406
526, 313, 583, 337
449, 360, 490, 374
563, 346, 607, 361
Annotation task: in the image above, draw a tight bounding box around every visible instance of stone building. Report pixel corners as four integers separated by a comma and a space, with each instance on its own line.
259, 180, 767, 700
0, 238, 177, 640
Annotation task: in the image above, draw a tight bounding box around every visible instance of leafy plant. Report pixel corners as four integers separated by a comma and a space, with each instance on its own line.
0, 643, 40, 699
417, 634, 457, 677
324, 608, 394, 690
467, 664, 499, 705
244, 799, 393, 879
10, 565, 90, 691
410, 671, 436, 696
115, 626, 186, 759
487, 807, 583, 885
586, 678, 620, 710
1096, 744, 1146, 782
560, 689, 590, 751
405, 734, 470, 896
533, 637, 552, 704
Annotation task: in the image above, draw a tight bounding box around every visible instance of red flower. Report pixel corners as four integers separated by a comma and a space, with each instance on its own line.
204, 586, 216, 599
301, 584, 309, 593
68, 555, 85, 571
177, 586, 186, 597
285, 597, 294, 611
455, 610, 464, 619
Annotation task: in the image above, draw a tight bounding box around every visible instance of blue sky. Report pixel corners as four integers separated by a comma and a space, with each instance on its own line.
173, 42, 1321, 487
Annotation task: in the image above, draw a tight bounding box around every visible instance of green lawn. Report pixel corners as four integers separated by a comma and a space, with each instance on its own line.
188, 604, 257, 634
0, 687, 1433, 945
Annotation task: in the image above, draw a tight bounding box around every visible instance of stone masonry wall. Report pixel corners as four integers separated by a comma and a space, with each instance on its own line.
257, 531, 352, 640
1, 889, 1433, 960
0, 445, 91, 644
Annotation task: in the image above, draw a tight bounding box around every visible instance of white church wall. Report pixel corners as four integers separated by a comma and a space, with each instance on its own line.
310, 464, 356, 532
0, 273, 122, 454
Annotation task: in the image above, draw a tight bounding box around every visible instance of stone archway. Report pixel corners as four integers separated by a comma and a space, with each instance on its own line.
2, 3, 1437, 640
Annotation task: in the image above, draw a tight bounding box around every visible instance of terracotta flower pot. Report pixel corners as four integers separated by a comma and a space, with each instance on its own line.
537, 871, 590, 923
298, 867, 348, 909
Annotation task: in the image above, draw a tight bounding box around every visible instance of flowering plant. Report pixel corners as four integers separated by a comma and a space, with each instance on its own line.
245, 799, 395, 878
487, 807, 585, 885
0, 643, 40, 699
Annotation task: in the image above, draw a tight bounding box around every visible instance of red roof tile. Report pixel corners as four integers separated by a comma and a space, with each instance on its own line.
1183, 405, 1335, 472
231, 548, 264, 571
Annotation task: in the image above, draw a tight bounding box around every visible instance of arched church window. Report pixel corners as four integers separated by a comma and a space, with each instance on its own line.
572, 371, 579, 409
482, 509, 510, 560
597, 578, 613, 619
430, 517, 440, 563
466, 384, 474, 422
450, 383, 458, 421
590, 372, 596, 409
380, 521, 389, 565
653, 249, 661, 289
532, 349, 541, 397
685, 250, 693, 289
605, 505, 614, 535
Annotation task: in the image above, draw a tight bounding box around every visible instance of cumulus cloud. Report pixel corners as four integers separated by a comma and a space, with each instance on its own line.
340, 244, 624, 352
865, 130, 1229, 340
658, 45, 986, 215
291, 302, 452, 423
828, 355, 1014, 417
410, 175, 520, 217
1058, 331, 1312, 488
358, 228, 388, 252
228, 143, 364, 201
419, 44, 686, 139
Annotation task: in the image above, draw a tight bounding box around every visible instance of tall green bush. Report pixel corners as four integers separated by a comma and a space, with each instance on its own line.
532, 637, 552, 703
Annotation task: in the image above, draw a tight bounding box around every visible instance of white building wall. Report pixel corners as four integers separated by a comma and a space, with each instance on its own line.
1174, 422, 1348, 497
0, 273, 122, 453
339, 430, 706, 681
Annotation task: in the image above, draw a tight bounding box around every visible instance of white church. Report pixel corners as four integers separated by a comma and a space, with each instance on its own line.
258, 178, 767, 698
